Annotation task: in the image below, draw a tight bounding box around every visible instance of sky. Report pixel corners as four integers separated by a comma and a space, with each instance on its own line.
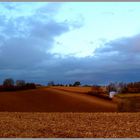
0, 2, 140, 85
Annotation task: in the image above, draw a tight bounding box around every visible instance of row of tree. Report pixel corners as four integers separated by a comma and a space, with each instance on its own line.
0, 78, 36, 91
108, 82, 140, 93
2, 78, 140, 94
47, 81, 81, 87
48, 80, 140, 94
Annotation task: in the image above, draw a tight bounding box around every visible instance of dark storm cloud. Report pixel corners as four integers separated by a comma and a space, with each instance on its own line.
0, 37, 47, 69
32, 55, 113, 85
95, 34, 140, 68
96, 34, 140, 54
1, 3, 139, 85
0, 3, 85, 84
89, 34, 140, 83
29, 19, 70, 40
39, 34, 140, 85
49, 53, 140, 85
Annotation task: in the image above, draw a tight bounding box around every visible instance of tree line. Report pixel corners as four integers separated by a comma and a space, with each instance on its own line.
0, 78, 36, 91
47, 81, 81, 87
1, 77, 140, 94
108, 81, 140, 93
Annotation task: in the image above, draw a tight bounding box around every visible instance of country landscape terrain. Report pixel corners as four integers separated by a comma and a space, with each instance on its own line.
0, 86, 117, 112
1, 2, 140, 138
0, 86, 139, 137
0, 112, 139, 138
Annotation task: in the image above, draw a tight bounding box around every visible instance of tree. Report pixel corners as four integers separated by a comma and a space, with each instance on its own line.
3, 78, 14, 87
108, 82, 117, 92
73, 81, 81, 86
48, 81, 54, 86
25, 83, 36, 89
16, 80, 26, 87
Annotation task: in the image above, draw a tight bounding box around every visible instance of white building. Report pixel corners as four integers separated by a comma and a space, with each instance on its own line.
109, 91, 118, 98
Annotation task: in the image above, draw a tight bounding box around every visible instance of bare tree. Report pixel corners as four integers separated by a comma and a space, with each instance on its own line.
48, 81, 54, 86
73, 81, 81, 86
3, 78, 14, 87
16, 80, 26, 87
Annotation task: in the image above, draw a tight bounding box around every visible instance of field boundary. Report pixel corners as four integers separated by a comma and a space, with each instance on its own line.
51, 87, 114, 102
51, 87, 89, 94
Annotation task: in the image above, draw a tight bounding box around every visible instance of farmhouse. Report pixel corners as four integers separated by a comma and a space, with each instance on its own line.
109, 91, 118, 98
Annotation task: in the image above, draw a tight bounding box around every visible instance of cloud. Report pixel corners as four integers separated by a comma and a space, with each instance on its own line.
29, 19, 70, 40
0, 37, 47, 69
0, 3, 71, 69
0, 3, 86, 84
95, 34, 140, 66
36, 33, 140, 85
1, 2, 140, 85
87, 34, 140, 83
37, 2, 63, 17
96, 34, 140, 53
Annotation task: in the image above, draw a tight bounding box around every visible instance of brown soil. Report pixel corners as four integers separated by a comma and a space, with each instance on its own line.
0, 87, 117, 112
0, 87, 138, 138
51, 86, 92, 93
0, 112, 139, 138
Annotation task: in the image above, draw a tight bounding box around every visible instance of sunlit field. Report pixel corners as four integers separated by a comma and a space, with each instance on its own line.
0, 87, 117, 112
50, 86, 92, 93
0, 112, 139, 138
1, 1, 140, 138
0, 86, 139, 137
